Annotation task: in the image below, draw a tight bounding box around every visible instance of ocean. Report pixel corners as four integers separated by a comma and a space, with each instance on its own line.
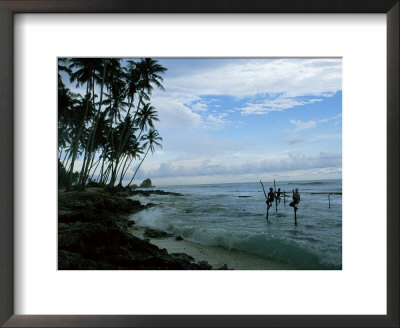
130, 179, 342, 270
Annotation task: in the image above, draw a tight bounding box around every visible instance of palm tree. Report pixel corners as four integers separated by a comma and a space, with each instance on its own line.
135, 103, 159, 139
58, 58, 71, 88
131, 58, 167, 122
102, 71, 129, 186
58, 81, 77, 157
78, 58, 113, 188
58, 57, 166, 190
114, 59, 166, 174
117, 139, 143, 186
127, 129, 162, 187
65, 58, 102, 190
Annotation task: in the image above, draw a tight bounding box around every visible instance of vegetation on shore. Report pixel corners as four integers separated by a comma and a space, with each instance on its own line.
58, 58, 166, 191
57, 58, 212, 270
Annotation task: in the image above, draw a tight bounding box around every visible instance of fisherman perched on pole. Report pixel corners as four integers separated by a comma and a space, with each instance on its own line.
267, 187, 275, 209
289, 188, 300, 210
276, 188, 281, 204
289, 188, 300, 224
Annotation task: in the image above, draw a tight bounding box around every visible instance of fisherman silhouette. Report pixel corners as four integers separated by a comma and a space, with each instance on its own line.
267, 187, 275, 209
276, 188, 281, 203
289, 188, 300, 210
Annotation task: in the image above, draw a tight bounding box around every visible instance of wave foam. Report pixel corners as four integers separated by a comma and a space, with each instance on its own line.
131, 208, 341, 270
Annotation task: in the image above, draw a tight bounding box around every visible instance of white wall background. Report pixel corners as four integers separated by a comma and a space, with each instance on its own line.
14, 14, 386, 315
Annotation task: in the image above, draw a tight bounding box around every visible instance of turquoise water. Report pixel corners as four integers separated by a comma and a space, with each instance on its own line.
131, 179, 342, 270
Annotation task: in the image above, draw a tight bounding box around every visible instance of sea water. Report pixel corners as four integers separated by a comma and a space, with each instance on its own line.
130, 179, 342, 270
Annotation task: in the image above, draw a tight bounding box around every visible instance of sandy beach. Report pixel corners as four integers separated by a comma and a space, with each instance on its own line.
129, 225, 293, 270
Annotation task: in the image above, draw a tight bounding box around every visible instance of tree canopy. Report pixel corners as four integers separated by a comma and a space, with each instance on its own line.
58, 58, 167, 190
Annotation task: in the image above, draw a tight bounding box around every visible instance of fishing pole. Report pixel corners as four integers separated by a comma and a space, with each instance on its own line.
260, 180, 269, 221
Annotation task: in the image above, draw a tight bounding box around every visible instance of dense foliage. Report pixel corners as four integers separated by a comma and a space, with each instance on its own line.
58, 58, 166, 190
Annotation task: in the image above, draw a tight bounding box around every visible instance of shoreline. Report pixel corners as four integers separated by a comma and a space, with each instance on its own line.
129, 225, 294, 270
58, 185, 295, 270
58, 186, 212, 270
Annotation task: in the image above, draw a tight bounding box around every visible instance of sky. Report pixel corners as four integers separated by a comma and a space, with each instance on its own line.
63, 58, 342, 186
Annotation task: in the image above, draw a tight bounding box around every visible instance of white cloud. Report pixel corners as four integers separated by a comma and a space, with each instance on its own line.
152, 58, 342, 123
312, 133, 342, 141
162, 59, 341, 99
239, 97, 323, 116
191, 102, 209, 112
139, 151, 342, 179
290, 120, 317, 133
151, 95, 203, 128
207, 114, 225, 124
281, 136, 305, 145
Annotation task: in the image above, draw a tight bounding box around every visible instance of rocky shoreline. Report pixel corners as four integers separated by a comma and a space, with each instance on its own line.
58, 186, 212, 270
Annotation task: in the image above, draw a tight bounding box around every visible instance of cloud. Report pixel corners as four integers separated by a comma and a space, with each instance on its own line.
239, 97, 323, 116
139, 151, 342, 179
281, 136, 305, 145
161, 58, 341, 99
312, 133, 342, 141
151, 58, 342, 123
288, 115, 340, 135
190, 102, 209, 112
151, 95, 203, 128
290, 120, 317, 133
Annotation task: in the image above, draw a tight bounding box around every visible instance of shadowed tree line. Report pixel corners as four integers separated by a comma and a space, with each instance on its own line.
58, 58, 166, 191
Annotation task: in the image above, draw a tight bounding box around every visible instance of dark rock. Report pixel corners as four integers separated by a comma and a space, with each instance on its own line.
175, 236, 184, 241
130, 190, 183, 197
140, 178, 153, 188
218, 264, 229, 270
58, 189, 211, 270
144, 228, 172, 238
58, 250, 116, 270
196, 261, 213, 270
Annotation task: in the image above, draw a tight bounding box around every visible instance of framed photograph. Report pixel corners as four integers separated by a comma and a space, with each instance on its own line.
1, 0, 398, 327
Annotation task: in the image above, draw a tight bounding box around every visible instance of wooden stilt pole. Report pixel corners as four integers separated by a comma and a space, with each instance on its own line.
294, 207, 297, 224
284, 190, 286, 204
260, 180, 268, 221
274, 179, 277, 213
328, 194, 331, 208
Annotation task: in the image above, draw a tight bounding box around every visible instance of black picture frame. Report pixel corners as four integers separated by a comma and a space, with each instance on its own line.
0, 0, 398, 327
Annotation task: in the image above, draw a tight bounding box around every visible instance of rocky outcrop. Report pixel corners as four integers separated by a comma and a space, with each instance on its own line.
140, 178, 153, 188
58, 188, 211, 270
130, 189, 183, 197
144, 228, 172, 239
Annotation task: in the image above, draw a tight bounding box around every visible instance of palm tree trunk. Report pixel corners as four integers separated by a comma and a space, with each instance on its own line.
107, 117, 118, 186
119, 156, 134, 186
79, 74, 97, 186
115, 154, 126, 179
99, 112, 114, 183
85, 152, 96, 181
61, 150, 70, 167
117, 154, 131, 186
66, 80, 91, 191
98, 148, 108, 182
127, 147, 150, 187
104, 164, 111, 184
89, 157, 101, 181
80, 62, 107, 188
114, 95, 136, 162
113, 92, 144, 174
